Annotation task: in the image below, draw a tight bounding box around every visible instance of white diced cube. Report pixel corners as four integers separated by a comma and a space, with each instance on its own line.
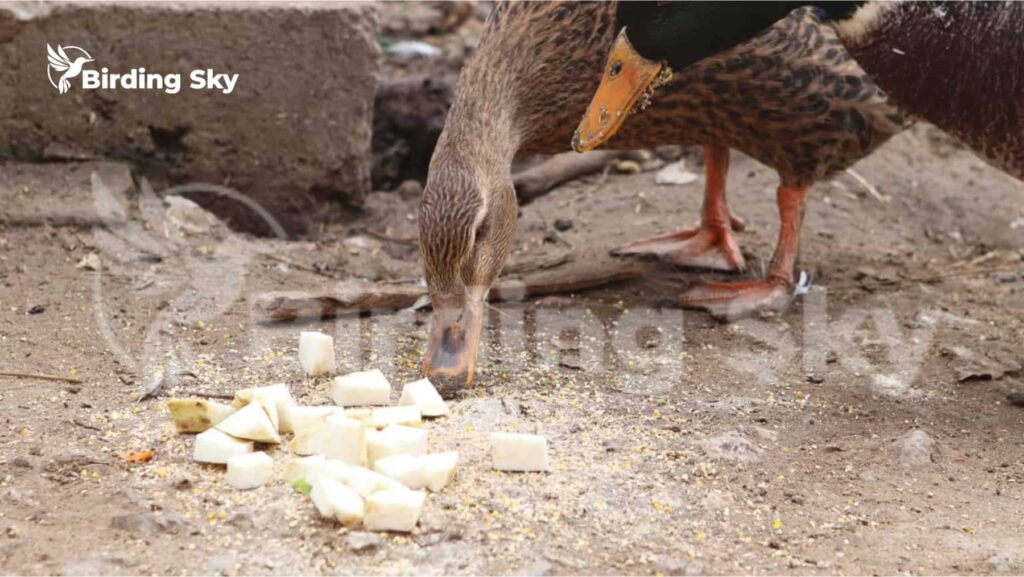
284, 454, 325, 483
233, 384, 297, 432
364, 488, 426, 532
320, 414, 367, 465
369, 405, 422, 429
342, 466, 406, 499
311, 475, 365, 526
226, 451, 274, 489
299, 331, 336, 376
345, 408, 373, 425
420, 451, 459, 491
306, 459, 350, 490
193, 428, 253, 464
490, 432, 549, 472
399, 378, 448, 417
289, 406, 343, 435
374, 452, 458, 492
366, 425, 428, 466
330, 369, 391, 407
373, 454, 422, 488
289, 422, 324, 456
289, 414, 365, 466
215, 402, 281, 444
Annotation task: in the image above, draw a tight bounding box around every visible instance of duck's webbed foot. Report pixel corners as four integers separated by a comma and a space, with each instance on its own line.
612, 144, 746, 272
681, 183, 810, 322
679, 277, 793, 321
612, 222, 747, 272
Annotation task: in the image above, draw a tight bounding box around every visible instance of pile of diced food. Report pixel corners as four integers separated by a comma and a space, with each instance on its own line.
166, 331, 549, 533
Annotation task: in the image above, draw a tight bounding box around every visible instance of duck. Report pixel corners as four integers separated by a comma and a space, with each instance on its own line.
575, 1, 1023, 178
418, 1, 907, 389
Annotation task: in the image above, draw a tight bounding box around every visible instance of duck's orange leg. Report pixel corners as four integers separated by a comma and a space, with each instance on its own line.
613, 144, 746, 272
679, 184, 808, 320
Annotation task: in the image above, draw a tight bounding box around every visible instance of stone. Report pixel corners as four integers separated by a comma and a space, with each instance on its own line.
698, 431, 762, 463
988, 553, 1016, 574
344, 531, 383, 553
0, 3, 379, 235
893, 429, 934, 465
0, 162, 132, 227
655, 160, 699, 185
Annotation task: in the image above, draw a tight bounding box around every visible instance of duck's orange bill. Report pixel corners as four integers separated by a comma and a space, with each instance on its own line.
572, 29, 669, 153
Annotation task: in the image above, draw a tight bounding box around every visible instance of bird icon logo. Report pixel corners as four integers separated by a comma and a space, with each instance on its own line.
47, 44, 93, 94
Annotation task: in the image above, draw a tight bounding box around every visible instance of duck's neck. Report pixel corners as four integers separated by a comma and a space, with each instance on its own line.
439, 2, 616, 160
833, 1, 1024, 175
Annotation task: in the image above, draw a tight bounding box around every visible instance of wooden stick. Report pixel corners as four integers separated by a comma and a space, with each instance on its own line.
254, 260, 648, 322
0, 371, 83, 384
514, 150, 626, 204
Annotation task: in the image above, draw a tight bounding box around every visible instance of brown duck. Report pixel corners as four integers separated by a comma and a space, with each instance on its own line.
418, 1, 908, 388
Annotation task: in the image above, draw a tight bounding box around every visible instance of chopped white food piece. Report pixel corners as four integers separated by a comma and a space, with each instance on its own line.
226, 451, 274, 489
233, 384, 297, 432
311, 459, 351, 484
374, 452, 458, 492
364, 488, 426, 532
490, 432, 549, 472
298, 331, 336, 376
284, 454, 325, 483
215, 402, 281, 444
342, 465, 406, 499
289, 425, 321, 456
289, 413, 365, 465
193, 428, 254, 464
399, 378, 448, 417
366, 425, 428, 466
369, 405, 422, 429
310, 475, 365, 525
345, 408, 373, 425
372, 454, 421, 488
289, 406, 343, 435
167, 398, 237, 433
321, 414, 366, 465
420, 451, 459, 491
330, 369, 391, 407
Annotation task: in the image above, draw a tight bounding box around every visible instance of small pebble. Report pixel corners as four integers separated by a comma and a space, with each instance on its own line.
1006, 392, 1024, 407
27, 304, 45, 315
553, 218, 573, 232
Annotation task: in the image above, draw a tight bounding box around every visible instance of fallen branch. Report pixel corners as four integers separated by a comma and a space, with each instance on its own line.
255, 260, 647, 322
0, 371, 82, 384
514, 150, 633, 204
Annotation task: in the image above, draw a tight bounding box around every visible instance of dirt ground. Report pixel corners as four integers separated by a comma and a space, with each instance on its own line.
1, 124, 1024, 576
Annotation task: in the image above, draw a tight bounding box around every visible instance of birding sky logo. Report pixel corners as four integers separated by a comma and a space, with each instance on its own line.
45, 43, 239, 95
47, 44, 93, 94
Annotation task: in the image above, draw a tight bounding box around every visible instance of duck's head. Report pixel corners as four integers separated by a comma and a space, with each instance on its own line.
418, 146, 517, 392
572, 1, 859, 151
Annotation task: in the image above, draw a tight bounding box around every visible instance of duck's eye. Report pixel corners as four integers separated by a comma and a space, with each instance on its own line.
610, 61, 623, 77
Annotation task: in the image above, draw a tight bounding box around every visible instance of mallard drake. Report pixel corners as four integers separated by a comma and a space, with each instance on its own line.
419, 2, 906, 388
576, 1, 1023, 176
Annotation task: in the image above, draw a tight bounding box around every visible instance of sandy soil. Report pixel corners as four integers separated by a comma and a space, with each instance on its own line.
1, 125, 1023, 576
